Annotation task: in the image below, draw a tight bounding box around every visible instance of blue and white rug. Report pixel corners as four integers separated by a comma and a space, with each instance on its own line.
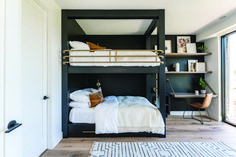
90, 142, 236, 157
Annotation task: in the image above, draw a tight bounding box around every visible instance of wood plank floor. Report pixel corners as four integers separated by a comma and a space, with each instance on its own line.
41, 116, 236, 157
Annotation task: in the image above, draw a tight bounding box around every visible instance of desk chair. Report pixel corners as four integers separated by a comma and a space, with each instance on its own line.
183, 93, 213, 124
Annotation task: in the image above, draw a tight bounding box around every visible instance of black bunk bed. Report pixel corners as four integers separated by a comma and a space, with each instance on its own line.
62, 10, 166, 138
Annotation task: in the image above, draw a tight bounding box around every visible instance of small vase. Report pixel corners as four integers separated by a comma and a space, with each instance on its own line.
201, 90, 206, 94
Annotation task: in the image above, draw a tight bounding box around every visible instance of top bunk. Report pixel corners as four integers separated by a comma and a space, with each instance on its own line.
62, 10, 166, 73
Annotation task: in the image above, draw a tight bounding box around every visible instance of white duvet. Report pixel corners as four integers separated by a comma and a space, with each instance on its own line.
69, 50, 161, 67
95, 96, 165, 134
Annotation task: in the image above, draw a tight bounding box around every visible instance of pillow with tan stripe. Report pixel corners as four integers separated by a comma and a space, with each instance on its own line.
89, 91, 104, 108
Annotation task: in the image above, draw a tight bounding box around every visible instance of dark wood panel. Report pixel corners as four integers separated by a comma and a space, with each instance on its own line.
65, 9, 162, 19
68, 35, 146, 49
145, 19, 158, 35
67, 19, 86, 39
68, 74, 147, 97
68, 124, 164, 137
68, 66, 159, 74
170, 97, 206, 111
62, 9, 166, 138
62, 11, 69, 137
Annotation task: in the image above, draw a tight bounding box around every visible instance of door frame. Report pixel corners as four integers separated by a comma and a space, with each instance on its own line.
1, 0, 24, 156
221, 30, 236, 127
0, 0, 6, 156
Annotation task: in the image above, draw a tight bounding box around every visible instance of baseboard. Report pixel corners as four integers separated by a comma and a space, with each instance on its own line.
48, 131, 63, 149
170, 111, 206, 116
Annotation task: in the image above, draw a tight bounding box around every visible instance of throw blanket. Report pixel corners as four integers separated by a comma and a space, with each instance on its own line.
95, 96, 119, 134
117, 96, 165, 134
95, 96, 165, 134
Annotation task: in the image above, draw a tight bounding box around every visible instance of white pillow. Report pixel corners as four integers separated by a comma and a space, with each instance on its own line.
70, 88, 91, 102
69, 101, 90, 108
91, 87, 102, 94
69, 41, 90, 50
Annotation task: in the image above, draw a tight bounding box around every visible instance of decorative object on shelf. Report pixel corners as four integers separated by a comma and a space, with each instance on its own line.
201, 90, 206, 94
197, 45, 207, 53
165, 40, 172, 53
199, 77, 206, 94
195, 90, 199, 95
154, 45, 158, 50
186, 43, 197, 53
196, 62, 206, 72
173, 62, 180, 72
177, 36, 191, 53
165, 67, 168, 72
183, 46, 187, 52
188, 60, 198, 72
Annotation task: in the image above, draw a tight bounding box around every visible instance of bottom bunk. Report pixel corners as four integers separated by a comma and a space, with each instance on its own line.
69, 95, 165, 137
62, 73, 166, 137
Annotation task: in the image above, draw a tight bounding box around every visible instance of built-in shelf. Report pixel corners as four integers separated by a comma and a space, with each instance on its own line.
166, 71, 213, 74
169, 93, 218, 98
166, 52, 212, 57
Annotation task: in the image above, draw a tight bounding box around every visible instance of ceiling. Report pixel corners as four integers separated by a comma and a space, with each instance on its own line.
55, 0, 236, 35
76, 19, 153, 35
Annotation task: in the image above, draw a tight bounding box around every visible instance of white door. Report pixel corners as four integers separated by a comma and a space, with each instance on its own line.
1, 0, 24, 157
21, 0, 48, 156
0, 0, 48, 156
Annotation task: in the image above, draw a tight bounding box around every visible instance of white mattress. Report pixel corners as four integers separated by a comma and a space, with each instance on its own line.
69, 108, 95, 123
69, 50, 161, 66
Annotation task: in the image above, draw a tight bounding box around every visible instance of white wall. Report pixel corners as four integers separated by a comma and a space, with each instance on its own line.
204, 37, 221, 121
197, 11, 236, 121
35, 0, 62, 149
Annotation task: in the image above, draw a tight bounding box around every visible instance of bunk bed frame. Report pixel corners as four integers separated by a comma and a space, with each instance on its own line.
62, 10, 166, 138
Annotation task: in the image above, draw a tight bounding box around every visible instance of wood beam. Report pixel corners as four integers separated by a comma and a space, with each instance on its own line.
144, 19, 158, 36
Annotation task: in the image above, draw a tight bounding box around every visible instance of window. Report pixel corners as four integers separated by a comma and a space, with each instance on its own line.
222, 31, 236, 125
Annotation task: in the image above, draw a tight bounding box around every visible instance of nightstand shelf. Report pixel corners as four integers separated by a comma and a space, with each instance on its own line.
166, 71, 213, 74
166, 52, 212, 57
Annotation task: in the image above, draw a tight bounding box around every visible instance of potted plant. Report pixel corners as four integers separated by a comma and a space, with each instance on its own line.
197, 45, 207, 53
199, 77, 206, 94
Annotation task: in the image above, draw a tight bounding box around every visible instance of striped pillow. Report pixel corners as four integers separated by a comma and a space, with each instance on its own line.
89, 91, 104, 108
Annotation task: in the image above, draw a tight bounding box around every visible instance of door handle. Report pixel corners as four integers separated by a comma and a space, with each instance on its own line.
5, 120, 22, 133
43, 96, 49, 100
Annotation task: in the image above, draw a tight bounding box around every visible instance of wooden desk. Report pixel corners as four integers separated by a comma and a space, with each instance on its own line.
170, 93, 218, 98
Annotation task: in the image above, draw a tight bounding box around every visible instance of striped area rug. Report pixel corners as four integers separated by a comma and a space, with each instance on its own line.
90, 142, 236, 157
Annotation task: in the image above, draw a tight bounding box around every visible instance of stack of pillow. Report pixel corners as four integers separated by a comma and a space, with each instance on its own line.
69, 41, 106, 50
69, 88, 104, 108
